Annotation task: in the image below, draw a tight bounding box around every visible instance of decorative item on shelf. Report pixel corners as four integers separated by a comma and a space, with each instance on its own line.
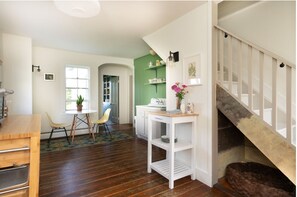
187, 102, 194, 114
160, 60, 165, 65
161, 135, 177, 143
171, 82, 188, 110
156, 60, 160, 66
149, 61, 153, 67
149, 49, 156, 56
148, 78, 157, 83
180, 101, 186, 113
76, 95, 84, 111
148, 78, 165, 84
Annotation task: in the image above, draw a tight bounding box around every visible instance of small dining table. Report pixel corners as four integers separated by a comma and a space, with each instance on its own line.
65, 109, 97, 143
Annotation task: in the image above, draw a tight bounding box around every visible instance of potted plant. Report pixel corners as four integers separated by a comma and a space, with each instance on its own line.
76, 95, 84, 111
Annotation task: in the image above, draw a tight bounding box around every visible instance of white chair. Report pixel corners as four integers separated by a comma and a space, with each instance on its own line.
46, 112, 70, 147
92, 108, 112, 137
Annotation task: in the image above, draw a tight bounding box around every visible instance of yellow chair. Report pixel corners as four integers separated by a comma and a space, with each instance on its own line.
46, 112, 70, 147
92, 108, 112, 137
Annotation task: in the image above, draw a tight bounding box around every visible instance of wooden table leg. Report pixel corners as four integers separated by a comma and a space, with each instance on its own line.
70, 115, 75, 142
71, 115, 77, 143
86, 114, 95, 141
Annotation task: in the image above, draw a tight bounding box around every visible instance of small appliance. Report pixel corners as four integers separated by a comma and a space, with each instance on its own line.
0, 89, 14, 124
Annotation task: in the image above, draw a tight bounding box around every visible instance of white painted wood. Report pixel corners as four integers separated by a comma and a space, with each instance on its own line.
147, 114, 152, 173
238, 41, 243, 102
219, 30, 224, 82
286, 65, 292, 143
259, 51, 264, 119
147, 113, 197, 189
228, 36, 232, 92
169, 122, 175, 189
214, 27, 218, 84
135, 106, 164, 139
248, 45, 253, 110
214, 25, 295, 69
150, 160, 192, 180
254, 108, 272, 123
151, 139, 193, 151
191, 119, 196, 180
216, 26, 296, 146
218, 25, 295, 145
272, 58, 277, 130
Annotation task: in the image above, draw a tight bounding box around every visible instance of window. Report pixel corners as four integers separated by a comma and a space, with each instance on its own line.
65, 65, 90, 111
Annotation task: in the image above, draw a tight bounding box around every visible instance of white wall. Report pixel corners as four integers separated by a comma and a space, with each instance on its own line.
144, 2, 215, 186
32, 46, 133, 138
2, 34, 32, 114
219, 1, 296, 64
98, 63, 132, 124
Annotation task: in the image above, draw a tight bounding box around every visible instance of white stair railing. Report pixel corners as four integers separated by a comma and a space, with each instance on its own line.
215, 25, 296, 146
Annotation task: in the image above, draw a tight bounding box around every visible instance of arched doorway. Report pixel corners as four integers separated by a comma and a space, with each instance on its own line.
98, 63, 133, 124
103, 74, 119, 124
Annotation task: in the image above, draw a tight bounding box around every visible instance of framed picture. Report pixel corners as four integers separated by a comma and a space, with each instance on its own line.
44, 73, 55, 81
183, 54, 202, 86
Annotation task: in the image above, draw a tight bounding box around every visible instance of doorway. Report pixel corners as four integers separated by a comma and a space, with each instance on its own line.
103, 75, 119, 124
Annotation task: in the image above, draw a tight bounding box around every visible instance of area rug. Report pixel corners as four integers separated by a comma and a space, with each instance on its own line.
40, 130, 133, 154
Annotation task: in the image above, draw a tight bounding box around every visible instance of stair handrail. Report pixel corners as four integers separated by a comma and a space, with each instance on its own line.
215, 24, 295, 146
214, 25, 295, 69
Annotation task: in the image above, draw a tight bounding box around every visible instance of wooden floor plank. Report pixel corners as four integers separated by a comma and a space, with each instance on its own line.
39, 124, 233, 197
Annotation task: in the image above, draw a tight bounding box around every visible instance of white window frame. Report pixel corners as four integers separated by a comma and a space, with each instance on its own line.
65, 65, 90, 111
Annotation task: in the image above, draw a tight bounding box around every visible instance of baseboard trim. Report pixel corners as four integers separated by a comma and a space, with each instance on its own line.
196, 167, 212, 187
41, 128, 90, 140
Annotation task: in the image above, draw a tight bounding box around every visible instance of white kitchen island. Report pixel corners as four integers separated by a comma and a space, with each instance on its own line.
147, 111, 198, 189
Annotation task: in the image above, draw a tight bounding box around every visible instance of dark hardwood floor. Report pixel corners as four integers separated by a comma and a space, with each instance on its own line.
39, 124, 232, 197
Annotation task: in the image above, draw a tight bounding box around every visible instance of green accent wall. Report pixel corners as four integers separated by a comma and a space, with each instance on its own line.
134, 54, 166, 107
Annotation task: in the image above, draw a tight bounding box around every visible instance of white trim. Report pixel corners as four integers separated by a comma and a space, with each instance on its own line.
195, 167, 212, 187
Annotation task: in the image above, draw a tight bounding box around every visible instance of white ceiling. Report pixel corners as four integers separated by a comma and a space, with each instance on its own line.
0, 1, 205, 59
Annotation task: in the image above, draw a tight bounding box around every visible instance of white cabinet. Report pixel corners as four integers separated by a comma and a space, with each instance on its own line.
135, 106, 164, 139
147, 111, 198, 189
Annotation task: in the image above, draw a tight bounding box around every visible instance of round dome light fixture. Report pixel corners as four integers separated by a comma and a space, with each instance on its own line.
54, 0, 101, 18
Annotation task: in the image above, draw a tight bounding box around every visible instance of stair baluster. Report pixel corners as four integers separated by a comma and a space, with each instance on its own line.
215, 25, 296, 146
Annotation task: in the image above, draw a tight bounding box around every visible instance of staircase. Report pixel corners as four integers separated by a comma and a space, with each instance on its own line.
214, 25, 296, 184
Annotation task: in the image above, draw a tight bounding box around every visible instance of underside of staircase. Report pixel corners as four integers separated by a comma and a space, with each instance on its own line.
216, 84, 296, 185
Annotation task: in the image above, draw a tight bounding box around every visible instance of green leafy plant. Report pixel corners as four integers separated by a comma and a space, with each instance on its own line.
76, 95, 84, 106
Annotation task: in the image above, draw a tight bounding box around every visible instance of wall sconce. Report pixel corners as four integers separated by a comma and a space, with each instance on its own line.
32, 65, 41, 72
167, 51, 179, 67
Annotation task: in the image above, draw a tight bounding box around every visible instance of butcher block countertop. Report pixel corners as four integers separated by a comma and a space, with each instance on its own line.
0, 114, 41, 140
0, 114, 41, 196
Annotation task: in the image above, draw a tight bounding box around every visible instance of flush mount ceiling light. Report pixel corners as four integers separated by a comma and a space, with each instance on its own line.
54, 0, 101, 18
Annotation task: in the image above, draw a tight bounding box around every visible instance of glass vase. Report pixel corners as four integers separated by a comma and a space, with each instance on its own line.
176, 98, 181, 110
